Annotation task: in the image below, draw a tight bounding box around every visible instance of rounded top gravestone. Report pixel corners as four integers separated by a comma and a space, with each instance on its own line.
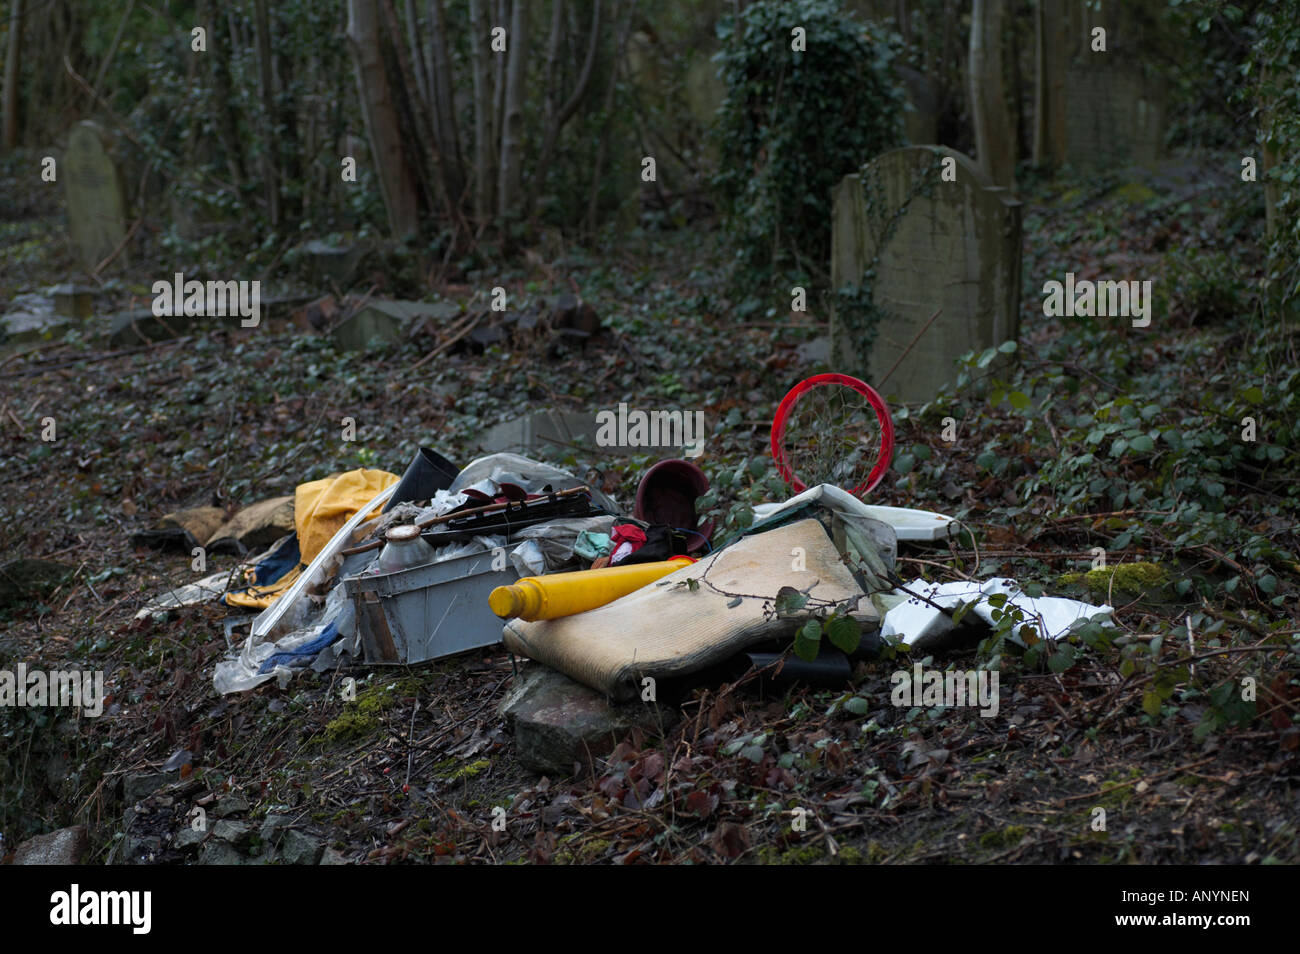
830, 145, 1022, 405
63, 120, 128, 271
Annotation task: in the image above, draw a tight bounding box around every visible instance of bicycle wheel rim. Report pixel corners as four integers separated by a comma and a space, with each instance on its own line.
770, 373, 895, 496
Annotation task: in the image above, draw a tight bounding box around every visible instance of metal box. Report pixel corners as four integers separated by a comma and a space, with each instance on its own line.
344, 550, 520, 665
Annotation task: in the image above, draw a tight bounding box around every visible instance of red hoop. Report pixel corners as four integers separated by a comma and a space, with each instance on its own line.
770, 373, 894, 497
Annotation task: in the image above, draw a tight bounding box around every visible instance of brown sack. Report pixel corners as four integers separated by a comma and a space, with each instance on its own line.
205, 496, 295, 553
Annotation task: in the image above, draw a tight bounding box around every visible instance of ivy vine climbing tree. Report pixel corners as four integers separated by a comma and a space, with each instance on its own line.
711, 0, 904, 299
1251, 0, 1300, 313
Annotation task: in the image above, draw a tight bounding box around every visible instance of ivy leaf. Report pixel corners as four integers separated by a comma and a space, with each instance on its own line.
844, 696, 870, 715
1007, 391, 1031, 411
1047, 644, 1076, 673
825, 614, 861, 654
793, 619, 822, 662
950, 600, 974, 626
1142, 690, 1164, 717
774, 586, 809, 616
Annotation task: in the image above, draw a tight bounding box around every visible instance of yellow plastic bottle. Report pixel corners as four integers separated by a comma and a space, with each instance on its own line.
489, 556, 695, 620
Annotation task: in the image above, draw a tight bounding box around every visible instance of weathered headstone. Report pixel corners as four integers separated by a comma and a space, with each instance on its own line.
1, 293, 69, 348
896, 65, 940, 146
331, 299, 460, 351
50, 283, 95, 318
1058, 0, 1167, 169
105, 307, 180, 347
298, 238, 370, 287
831, 146, 1021, 404
478, 408, 696, 458
1063, 61, 1166, 168
63, 121, 128, 271
684, 51, 726, 129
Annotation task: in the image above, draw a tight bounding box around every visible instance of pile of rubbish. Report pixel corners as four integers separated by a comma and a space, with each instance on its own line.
135, 445, 1115, 723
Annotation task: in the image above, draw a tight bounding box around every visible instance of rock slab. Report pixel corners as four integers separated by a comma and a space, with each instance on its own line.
12, 825, 89, 865
499, 666, 663, 776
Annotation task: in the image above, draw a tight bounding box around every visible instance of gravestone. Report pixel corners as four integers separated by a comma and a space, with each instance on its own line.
479, 408, 696, 458
684, 51, 726, 128
298, 238, 370, 287
896, 65, 940, 146
1, 292, 70, 349
50, 283, 95, 318
1059, 0, 1167, 169
831, 146, 1021, 405
331, 299, 461, 351
63, 121, 128, 271
1063, 61, 1166, 168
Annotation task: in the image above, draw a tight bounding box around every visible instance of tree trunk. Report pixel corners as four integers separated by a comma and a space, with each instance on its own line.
427, 0, 465, 209
404, 0, 431, 107
204, 0, 245, 186
1260, 64, 1279, 238
3, 0, 24, 150
275, 8, 303, 220
493, 0, 509, 186
969, 0, 1016, 188
253, 0, 281, 225
348, 0, 421, 238
1033, 0, 1066, 168
542, 0, 565, 150
91, 0, 135, 100
468, 0, 494, 224
538, 0, 601, 174
497, 0, 529, 221
378, 0, 445, 218
586, 0, 632, 233
530, 0, 566, 219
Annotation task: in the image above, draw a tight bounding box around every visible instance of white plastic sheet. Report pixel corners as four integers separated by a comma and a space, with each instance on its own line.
214, 583, 355, 694
753, 483, 959, 541
879, 577, 1114, 651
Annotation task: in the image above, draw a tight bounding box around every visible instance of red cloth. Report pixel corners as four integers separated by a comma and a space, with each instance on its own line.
610, 524, 647, 565
612, 524, 646, 549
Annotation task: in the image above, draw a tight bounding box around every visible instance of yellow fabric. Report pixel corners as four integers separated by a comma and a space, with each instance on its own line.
294, 468, 399, 563
224, 567, 303, 610
225, 468, 398, 610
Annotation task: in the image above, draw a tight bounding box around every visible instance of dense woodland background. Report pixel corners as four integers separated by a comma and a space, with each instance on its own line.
0, 0, 1296, 300
0, 1, 1297, 867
